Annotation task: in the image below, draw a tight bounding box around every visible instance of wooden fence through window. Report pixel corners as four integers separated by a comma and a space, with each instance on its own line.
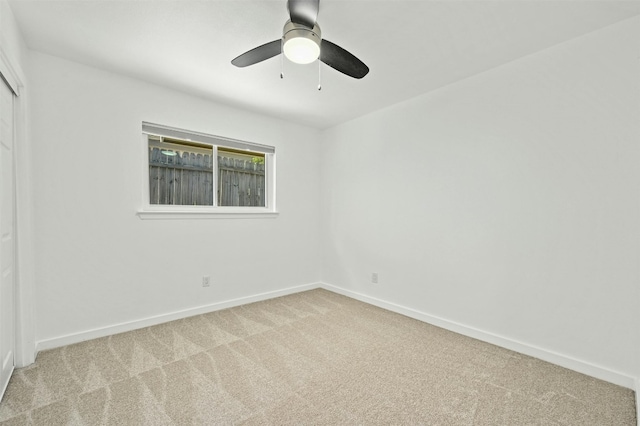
149, 147, 265, 206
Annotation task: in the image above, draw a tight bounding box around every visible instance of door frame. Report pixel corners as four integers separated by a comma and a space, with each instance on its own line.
0, 46, 35, 368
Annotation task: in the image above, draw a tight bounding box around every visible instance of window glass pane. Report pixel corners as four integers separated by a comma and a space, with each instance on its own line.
217, 148, 266, 207
148, 137, 214, 205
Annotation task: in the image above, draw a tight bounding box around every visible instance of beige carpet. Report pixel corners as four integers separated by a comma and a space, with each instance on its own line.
0, 289, 635, 425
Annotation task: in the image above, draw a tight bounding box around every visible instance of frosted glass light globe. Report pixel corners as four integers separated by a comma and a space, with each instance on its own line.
283, 36, 320, 64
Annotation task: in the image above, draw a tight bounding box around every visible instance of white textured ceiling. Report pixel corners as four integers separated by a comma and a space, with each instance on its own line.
8, 0, 640, 129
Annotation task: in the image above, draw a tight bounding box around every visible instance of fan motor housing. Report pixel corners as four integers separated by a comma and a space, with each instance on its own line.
283, 20, 322, 44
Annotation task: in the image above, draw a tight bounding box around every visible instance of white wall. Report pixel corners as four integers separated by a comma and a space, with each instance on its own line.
28, 52, 321, 345
320, 16, 640, 382
0, 0, 28, 70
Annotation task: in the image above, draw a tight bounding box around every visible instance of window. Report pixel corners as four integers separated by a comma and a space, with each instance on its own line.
148, 138, 214, 206
138, 122, 276, 219
217, 148, 266, 207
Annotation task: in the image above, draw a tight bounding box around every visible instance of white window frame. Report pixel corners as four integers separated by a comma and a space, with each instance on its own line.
137, 122, 277, 219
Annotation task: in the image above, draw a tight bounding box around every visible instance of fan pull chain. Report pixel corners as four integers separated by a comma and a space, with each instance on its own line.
317, 59, 322, 91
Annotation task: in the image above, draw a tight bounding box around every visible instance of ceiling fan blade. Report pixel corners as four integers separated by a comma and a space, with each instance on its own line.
231, 40, 282, 67
288, 0, 319, 28
320, 39, 369, 79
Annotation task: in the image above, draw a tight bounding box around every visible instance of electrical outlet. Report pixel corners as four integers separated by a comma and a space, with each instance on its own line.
202, 276, 211, 287
371, 272, 378, 284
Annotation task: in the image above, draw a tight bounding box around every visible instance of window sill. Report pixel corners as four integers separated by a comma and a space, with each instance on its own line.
136, 209, 279, 220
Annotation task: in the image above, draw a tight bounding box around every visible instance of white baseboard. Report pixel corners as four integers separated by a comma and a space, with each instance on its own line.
34, 280, 637, 393
36, 282, 321, 353
320, 282, 636, 390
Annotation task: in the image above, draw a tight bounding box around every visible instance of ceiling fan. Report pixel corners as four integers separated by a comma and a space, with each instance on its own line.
231, 0, 369, 79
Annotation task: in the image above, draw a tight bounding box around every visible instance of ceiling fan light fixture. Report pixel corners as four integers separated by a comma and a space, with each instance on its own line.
231, 1, 369, 79
282, 21, 321, 64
